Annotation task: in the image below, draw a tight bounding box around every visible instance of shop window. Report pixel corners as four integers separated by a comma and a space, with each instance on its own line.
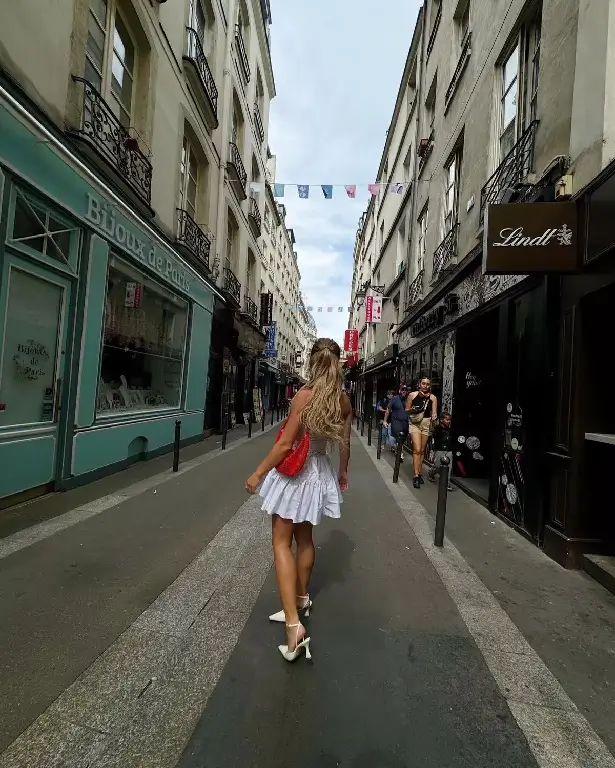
0, 268, 63, 427
97, 257, 188, 415
85, 0, 137, 128
9, 189, 80, 272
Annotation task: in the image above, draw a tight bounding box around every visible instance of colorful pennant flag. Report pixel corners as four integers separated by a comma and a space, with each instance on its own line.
345, 185, 357, 199
298, 185, 310, 199
321, 185, 333, 199
317, 307, 322, 312
392, 182, 404, 194
307, 306, 313, 311
368, 183, 381, 196
274, 183, 285, 198
338, 307, 344, 312
327, 307, 333, 312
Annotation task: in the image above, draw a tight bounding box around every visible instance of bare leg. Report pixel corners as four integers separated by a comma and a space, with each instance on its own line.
293, 522, 315, 598
411, 429, 422, 477
271, 515, 303, 649
417, 432, 430, 476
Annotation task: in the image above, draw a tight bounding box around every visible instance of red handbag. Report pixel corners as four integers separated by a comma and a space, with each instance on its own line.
275, 422, 310, 477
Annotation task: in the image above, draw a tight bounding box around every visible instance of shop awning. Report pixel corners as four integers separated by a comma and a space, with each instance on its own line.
360, 359, 397, 377
259, 359, 278, 373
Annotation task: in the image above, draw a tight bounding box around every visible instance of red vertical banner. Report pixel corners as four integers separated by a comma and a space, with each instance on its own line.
343, 329, 359, 352
365, 296, 374, 323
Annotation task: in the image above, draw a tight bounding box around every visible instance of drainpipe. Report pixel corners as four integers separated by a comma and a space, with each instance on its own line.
408, 6, 427, 285
213, 0, 238, 289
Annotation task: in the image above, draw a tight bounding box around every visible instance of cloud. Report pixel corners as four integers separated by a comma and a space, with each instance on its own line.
268, 0, 422, 346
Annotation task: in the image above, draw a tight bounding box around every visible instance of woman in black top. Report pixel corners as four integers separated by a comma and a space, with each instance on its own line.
405, 377, 438, 488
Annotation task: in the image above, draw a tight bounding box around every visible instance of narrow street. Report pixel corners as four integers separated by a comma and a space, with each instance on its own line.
1, 427, 614, 767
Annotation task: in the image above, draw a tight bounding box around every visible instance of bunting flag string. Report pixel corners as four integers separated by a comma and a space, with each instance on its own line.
251, 182, 409, 200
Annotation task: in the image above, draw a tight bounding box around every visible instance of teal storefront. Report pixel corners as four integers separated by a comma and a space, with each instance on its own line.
0, 94, 217, 506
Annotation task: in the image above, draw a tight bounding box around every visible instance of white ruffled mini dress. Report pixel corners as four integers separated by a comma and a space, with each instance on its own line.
259, 436, 343, 525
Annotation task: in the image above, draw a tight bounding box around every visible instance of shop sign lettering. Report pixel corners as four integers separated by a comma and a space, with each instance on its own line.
13, 340, 50, 380
411, 294, 459, 337
484, 202, 578, 274
86, 194, 191, 293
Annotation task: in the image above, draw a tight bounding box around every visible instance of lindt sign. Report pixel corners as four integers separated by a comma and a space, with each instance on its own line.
483, 202, 578, 274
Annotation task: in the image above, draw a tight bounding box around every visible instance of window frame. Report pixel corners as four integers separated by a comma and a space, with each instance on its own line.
85, 0, 138, 128
179, 134, 200, 222
443, 147, 462, 235
416, 205, 428, 275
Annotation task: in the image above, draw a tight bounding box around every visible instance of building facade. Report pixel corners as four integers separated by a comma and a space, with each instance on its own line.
0, 0, 275, 505
348, 0, 615, 578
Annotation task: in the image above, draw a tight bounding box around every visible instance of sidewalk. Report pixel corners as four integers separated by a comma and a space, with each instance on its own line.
372, 428, 615, 757
0, 427, 613, 767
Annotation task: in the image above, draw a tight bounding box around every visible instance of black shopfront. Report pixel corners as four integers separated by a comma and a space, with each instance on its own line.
360, 344, 399, 416
397, 255, 552, 544
544, 160, 615, 578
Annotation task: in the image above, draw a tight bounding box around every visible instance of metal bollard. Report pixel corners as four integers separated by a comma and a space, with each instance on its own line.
360, 411, 365, 436
434, 456, 451, 547
271, 407, 274, 426
261, 408, 265, 432
172, 419, 181, 472
376, 420, 383, 459
392, 432, 405, 483
248, 413, 252, 438
221, 412, 228, 450
356, 411, 360, 429
367, 412, 373, 446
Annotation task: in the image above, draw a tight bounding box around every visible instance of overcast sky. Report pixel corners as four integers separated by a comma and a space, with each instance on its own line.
268, 0, 422, 347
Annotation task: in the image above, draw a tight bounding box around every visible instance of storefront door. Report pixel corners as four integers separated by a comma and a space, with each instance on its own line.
0, 256, 73, 502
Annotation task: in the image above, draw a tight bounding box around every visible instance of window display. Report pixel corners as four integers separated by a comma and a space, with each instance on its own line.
97, 257, 188, 415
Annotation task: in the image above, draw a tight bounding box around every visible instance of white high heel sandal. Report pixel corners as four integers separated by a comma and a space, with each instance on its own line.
279, 622, 311, 662
269, 594, 312, 623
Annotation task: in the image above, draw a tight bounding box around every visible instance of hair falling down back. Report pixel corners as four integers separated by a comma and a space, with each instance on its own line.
300, 338, 344, 444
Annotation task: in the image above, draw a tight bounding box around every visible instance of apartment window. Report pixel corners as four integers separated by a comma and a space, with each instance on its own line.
444, 149, 461, 233
179, 135, 199, 220
246, 250, 256, 298
417, 205, 428, 274
458, 0, 470, 48
231, 104, 241, 147
189, 0, 215, 58
85, 0, 137, 127
225, 211, 238, 271
498, 9, 541, 162
403, 145, 413, 183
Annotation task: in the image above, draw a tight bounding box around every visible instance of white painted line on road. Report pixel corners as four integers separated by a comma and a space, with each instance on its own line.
0, 422, 281, 562
0, 494, 273, 768
356, 429, 615, 768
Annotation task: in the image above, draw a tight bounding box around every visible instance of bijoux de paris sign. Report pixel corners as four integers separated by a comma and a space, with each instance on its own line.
483, 201, 578, 274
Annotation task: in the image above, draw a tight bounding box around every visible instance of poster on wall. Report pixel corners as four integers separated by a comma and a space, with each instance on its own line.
252, 388, 263, 422
365, 296, 382, 323
262, 322, 277, 358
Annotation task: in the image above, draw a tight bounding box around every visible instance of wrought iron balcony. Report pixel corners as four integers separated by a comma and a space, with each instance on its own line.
480, 120, 538, 226
418, 131, 434, 176
227, 142, 247, 200
249, 195, 262, 236
407, 269, 425, 308
176, 208, 211, 270
70, 77, 152, 204
254, 102, 265, 144
223, 266, 241, 306
183, 27, 219, 130
235, 25, 251, 83
244, 295, 258, 324
431, 223, 459, 284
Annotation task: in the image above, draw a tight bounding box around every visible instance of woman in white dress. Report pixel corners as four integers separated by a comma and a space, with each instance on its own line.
245, 338, 352, 663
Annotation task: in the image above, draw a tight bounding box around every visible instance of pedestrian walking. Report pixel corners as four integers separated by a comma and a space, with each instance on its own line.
428, 411, 455, 491
245, 338, 352, 663
406, 377, 438, 489
382, 383, 410, 461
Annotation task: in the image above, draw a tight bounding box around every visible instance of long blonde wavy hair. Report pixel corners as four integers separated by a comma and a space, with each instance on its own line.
299, 338, 344, 444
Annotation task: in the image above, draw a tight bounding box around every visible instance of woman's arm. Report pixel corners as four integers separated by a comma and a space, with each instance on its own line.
338, 394, 352, 491
382, 406, 392, 426
431, 394, 439, 421
245, 389, 311, 491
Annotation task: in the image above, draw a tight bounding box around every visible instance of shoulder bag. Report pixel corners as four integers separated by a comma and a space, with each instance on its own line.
275, 421, 311, 477
409, 395, 432, 425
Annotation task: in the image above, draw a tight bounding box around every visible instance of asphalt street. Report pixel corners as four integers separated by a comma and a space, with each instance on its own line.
0, 424, 614, 768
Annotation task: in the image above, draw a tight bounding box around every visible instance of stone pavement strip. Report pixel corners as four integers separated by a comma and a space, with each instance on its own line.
0, 430, 613, 767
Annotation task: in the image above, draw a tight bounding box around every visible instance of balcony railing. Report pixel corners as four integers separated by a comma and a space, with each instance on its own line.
244, 295, 258, 324
431, 223, 459, 283
184, 27, 219, 116
70, 77, 152, 203
254, 102, 265, 144
235, 25, 251, 83
176, 208, 211, 270
480, 120, 538, 226
418, 130, 434, 176
228, 142, 247, 191
223, 266, 241, 305
407, 269, 425, 308
249, 196, 262, 234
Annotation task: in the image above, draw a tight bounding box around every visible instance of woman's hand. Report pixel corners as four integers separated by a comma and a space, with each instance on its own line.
338, 471, 349, 493
245, 472, 264, 494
